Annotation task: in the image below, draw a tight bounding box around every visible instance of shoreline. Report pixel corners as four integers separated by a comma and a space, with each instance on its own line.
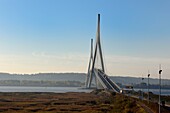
0, 86, 170, 96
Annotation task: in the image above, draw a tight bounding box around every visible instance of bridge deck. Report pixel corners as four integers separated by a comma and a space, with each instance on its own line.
94, 69, 121, 93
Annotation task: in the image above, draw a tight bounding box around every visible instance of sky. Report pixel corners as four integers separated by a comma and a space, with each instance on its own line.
0, 0, 170, 79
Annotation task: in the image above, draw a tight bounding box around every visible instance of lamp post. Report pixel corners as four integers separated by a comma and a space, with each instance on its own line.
141, 76, 144, 100
159, 65, 162, 113
148, 72, 150, 104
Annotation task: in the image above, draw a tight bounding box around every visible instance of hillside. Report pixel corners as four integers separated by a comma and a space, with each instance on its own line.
0, 72, 170, 85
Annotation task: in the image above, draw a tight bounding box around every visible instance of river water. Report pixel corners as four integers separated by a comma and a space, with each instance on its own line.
0, 86, 169, 96
134, 88, 170, 96
0, 86, 92, 93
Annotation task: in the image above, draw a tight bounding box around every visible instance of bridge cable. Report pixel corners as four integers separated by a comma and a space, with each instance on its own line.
100, 38, 108, 75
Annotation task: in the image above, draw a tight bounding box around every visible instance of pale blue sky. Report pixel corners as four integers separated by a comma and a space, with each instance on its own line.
0, 0, 170, 79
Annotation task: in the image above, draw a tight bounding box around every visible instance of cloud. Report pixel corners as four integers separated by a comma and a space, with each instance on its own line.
104, 55, 170, 79
0, 53, 88, 74
0, 54, 169, 79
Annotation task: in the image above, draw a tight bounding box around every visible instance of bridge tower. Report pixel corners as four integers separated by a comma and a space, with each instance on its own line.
85, 14, 121, 93
85, 14, 105, 88
85, 39, 93, 88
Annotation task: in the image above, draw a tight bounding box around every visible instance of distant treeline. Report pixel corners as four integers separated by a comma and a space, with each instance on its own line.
0, 72, 170, 86
0, 80, 170, 89
131, 83, 170, 89
0, 80, 84, 87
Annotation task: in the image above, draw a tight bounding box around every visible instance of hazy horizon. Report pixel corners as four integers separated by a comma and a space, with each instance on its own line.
0, 1, 170, 79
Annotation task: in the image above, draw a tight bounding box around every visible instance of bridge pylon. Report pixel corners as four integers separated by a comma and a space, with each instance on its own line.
85, 14, 121, 93
85, 14, 105, 89
85, 39, 93, 88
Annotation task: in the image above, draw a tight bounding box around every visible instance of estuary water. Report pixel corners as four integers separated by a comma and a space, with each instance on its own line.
0, 86, 170, 96
0, 86, 92, 93
134, 88, 170, 96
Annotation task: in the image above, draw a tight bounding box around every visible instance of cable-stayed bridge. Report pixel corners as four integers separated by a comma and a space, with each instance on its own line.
85, 14, 121, 93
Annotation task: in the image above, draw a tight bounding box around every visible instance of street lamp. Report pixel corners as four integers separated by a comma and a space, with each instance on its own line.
148, 72, 150, 104
159, 65, 162, 113
141, 77, 144, 100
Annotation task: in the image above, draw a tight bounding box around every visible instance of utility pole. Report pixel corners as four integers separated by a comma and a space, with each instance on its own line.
148, 71, 150, 104
142, 76, 144, 100
159, 65, 162, 113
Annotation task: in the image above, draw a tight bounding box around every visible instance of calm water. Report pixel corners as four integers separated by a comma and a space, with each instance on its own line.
0, 86, 92, 93
0, 86, 169, 95
134, 88, 170, 96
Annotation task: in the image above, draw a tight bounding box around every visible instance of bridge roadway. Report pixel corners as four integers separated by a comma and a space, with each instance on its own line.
94, 68, 121, 93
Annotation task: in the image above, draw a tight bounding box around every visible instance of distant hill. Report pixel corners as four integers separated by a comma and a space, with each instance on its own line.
0, 72, 170, 85
0, 73, 86, 82
109, 76, 170, 85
